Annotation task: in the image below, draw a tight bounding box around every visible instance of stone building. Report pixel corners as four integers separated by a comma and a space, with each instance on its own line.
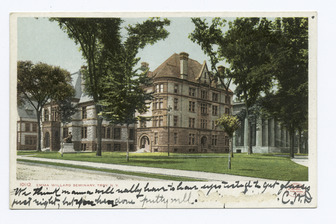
233, 102, 308, 154
135, 52, 233, 153
41, 70, 135, 152
17, 100, 38, 150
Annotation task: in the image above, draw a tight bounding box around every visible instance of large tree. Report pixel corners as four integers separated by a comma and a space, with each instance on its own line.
17, 61, 75, 151
261, 17, 308, 158
51, 17, 170, 157
190, 17, 275, 154
99, 18, 170, 161
50, 18, 123, 156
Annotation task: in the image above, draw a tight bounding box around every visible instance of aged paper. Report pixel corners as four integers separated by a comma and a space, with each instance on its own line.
10, 12, 317, 209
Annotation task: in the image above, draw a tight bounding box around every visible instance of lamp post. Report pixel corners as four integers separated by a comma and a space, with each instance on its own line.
167, 105, 172, 156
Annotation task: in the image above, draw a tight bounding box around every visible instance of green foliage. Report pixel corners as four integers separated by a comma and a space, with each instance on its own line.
262, 17, 308, 131
49, 18, 123, 101
57, 98, 77, 124
189, 18, 232, 91
17, 61, 75, 150
216, 114, 241, 138
98, 18, 170, 125
50, 17, 170, 157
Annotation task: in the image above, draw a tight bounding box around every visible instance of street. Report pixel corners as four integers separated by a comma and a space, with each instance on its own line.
16, 161, 160, 181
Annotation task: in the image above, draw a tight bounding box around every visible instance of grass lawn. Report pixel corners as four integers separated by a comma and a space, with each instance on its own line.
17, 151, 308, 181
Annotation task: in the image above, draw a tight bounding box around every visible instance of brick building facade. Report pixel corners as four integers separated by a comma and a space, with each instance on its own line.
136, 52, 233, 153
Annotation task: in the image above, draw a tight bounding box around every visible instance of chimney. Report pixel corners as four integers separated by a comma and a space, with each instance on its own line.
141, 62, 149, 71
179, 52, 189, 79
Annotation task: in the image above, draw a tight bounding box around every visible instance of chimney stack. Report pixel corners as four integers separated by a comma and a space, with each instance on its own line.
179, 52, 189, 79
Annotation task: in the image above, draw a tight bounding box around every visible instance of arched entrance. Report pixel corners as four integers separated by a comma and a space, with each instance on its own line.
139, 135, 150, 152
201, 136, 207, 152
44, 132, 50, 148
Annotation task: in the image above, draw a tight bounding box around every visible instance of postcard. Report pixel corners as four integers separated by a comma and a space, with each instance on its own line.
10, 12, 317, 209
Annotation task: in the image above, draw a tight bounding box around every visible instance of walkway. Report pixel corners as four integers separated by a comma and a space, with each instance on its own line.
291, 155, 309, 167
17, 156, 272, 182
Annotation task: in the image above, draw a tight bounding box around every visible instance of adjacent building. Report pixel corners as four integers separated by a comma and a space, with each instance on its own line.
17, 100, 38, 150
232, 102, 308, 154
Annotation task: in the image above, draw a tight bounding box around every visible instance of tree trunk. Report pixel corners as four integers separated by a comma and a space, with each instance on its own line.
126, 124, 129, 162
231, 135, 234, 158
244, 99, 253, 155
289, 128, 295, 158
96, 105, 102, 157
228, 138, 232, 169
36, 110, 42, 151
298, 129, 302, 154
248, 120, 253, 154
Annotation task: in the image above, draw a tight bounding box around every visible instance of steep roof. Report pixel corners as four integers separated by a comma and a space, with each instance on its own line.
150, 53, 203, 82
71, 71, 82, 99
17, 100, 37, 120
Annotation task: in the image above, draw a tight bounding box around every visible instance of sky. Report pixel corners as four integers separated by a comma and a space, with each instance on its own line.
17, 17, 230, 74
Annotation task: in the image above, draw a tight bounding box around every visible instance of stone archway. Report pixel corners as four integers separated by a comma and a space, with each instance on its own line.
44, 132, 50, 148
139, 135, 150, 152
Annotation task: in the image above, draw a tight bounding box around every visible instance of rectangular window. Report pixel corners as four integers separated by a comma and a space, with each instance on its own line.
44, 109, 49, 121
32, 123, 37, 132
212, 93, 218, 102
225, 96, 231, 104
82, 106, 87, 119
154, 133, 158, 144
113, 144, 121, 151
189, 118, 195, 128
140, 120, 147, 128
212, 121, 216, 130
153, 116, 158, 127
189, 88, 196, 97
201, 90, 208, 99
158, 116, 163, 127
189, 134, 195, 145
81, 143, 87, 151
201, 103, 208, 115
201, 119, 207, 129
107, 144, 112, 151
156, 84, 164, 93
81, 127, 87, 139
174, 98, 178, 110
25, 123, 30, 132
225, 108, 230, 115
129, 128, 134, 140
158, 98, 163, 109
101, 126, 106, 138
212, 105, 218, 116
174, 133, 178, 144
107, 127, 111, 139
24, 136, 36, 145
129, 144, 134, 151
189, 101, 195, 112
212, 135, 218, 146
114, 128, 121, 139
153, 99, 158, 110
225, 136, 229, 146
173, 116, 178, 127
174, 84, 178, 93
